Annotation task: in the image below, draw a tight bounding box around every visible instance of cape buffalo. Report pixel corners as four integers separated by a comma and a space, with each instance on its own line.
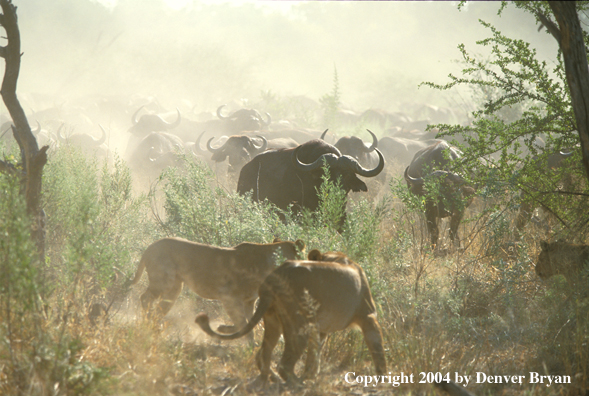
404, 140, 475, 247
215, 104, 271, 133
58, 124, 109, 158
321, 129, 380, 168
237, 139, 384, 215
128, 106, 182, 137
206, 134, 268, 173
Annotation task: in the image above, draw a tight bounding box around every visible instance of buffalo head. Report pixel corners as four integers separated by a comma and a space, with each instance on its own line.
216, 104, 271, 134
128, 106, 181, 137
207, 134, 268, 173
293, 141, 384, 194
321, 129, 379, 167
404, 140, 474, 247
237, 139, 385, 219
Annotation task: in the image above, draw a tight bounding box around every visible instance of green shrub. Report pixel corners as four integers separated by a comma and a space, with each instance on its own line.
159, 157, 281, 246
43, 147, 155, 287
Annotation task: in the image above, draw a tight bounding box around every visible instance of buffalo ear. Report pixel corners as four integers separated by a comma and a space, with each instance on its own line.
307, 249, 322, 261
540, 241, 549, 251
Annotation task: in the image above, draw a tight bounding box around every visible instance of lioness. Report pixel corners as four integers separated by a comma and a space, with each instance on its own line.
130, 237, 305, 334
536, 240, 589, 284
195, 249, 387, 383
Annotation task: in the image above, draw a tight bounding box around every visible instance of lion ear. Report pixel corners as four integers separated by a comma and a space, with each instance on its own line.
295, 239, 306, 252
273, 237, 282, 243
307, 249, 322, 261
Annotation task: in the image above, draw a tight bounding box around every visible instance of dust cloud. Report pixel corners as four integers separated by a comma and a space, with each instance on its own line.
5, 1, 557, 117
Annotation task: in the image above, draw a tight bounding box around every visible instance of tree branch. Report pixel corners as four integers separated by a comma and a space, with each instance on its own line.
0, 158, 19, 175
536, 10, 561, 43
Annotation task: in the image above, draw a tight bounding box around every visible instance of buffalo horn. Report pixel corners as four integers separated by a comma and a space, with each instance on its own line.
353, 148, 385, 177
263, 112, 272, 126
207, 136, 224, 153
404, 166, 424, 185
57, 123, 67, 141
293, 145, 339, 172
365, 129, 378, 152
192, 131, 208, 155
132, 105, 145, 125
320, 129, 329, 140
162, 108, 181, 130
252, 135, 268, 153
95, 125, 107, 146
32, 121, 42, 135
216, 104, 229, 120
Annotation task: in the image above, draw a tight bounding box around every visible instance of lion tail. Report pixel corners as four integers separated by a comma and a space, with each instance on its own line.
129, 256, 146, 286
195, 292, 273, 341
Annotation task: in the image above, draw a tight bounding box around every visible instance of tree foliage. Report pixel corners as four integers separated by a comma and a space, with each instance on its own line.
422, 4, 589, 240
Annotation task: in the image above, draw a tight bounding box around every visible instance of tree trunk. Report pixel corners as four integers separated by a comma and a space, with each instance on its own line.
547, 1, 589, 182
0, 0, 48, 263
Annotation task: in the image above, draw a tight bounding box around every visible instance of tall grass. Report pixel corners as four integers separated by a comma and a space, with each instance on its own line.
0, 142, 587, 395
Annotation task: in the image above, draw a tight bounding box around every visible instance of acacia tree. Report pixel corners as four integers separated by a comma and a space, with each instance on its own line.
0, 0, 49, 261
521, 1, 589, 181
421, 1, 589, 240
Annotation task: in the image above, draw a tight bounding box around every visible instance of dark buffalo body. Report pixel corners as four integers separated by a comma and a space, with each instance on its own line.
205, 134, 268, 173
378, 136, 440, 167
128, 106, 182, 137
128, 131, 184, 176
128, 104, 270, 146
322, 129, 379, 168
404, 140, 474, 246
237, 139, 384, 213
215, 105, 271, 134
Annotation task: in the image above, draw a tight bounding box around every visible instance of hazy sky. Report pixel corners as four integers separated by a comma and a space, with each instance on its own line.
3, 1, 559, 116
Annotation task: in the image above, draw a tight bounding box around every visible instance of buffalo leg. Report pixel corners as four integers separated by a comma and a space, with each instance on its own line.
425, 210, 439, 246
449, 212, 464, 246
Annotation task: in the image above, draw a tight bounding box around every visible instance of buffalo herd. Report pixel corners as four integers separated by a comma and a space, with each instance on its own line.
2, 98, 574, 249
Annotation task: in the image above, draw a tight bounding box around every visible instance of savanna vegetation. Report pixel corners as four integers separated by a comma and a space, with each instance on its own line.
1, 1, 589, 395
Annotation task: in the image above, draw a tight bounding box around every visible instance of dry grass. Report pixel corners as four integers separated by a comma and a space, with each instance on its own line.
1, 158, 588, 396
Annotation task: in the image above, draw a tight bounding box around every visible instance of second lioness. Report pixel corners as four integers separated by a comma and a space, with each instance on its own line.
130, 237, 305, 333
195, 249, 386, 383
536, 240, 589, 285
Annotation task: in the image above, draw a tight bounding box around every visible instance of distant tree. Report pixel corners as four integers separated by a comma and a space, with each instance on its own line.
0, 0, 49, 262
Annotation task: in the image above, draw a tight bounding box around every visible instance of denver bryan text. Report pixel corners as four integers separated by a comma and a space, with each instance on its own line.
476, 372, 571, 387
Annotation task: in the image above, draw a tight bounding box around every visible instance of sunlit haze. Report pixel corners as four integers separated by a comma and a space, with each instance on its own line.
1, 1, 558, 137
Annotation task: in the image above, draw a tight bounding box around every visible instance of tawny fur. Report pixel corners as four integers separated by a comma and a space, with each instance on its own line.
536, 240, 589, 285
131, 237, 304, 335
195, 249, 386, 383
